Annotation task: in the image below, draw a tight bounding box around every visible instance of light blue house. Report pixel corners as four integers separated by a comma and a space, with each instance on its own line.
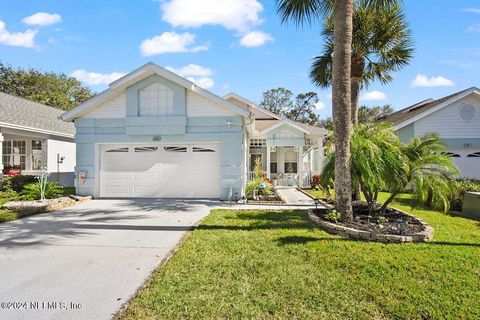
61, 63, 327, 200
382, 87, 480, 179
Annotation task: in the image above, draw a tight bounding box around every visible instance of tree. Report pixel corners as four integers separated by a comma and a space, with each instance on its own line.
276, 0, 401, 221
358, 105, 394, 124
259, 88, 320, 125
0, 62, 94, 110
259, 87, 293, 115
310, 0, 413, 124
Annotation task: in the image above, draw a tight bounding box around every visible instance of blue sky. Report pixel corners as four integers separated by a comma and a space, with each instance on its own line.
1, 0, 480, 119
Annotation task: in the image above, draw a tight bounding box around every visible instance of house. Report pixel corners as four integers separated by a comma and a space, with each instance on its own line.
381, 87, 480, 179
0, 92, 76, 186
61, 62, 327, 200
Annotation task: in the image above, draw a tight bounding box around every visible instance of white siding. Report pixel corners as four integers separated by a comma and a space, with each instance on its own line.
139, 82, 173, 116
415, 95, 480, 138
82, 93, 126, 118
46, 139, 76, 173
187, 91, 236, 117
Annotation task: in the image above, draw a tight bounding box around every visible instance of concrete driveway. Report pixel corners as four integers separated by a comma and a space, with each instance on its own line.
0, 199, 216, 320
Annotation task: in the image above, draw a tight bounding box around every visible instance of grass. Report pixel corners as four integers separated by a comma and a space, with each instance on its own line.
121, 193, 480, 320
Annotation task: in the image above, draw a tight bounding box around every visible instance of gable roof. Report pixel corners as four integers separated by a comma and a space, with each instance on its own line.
61, 62, 251, 121
0, 92, 74, 138
381, 87, 480, 129
223, 92, 280, 120
255, 119, 328, 136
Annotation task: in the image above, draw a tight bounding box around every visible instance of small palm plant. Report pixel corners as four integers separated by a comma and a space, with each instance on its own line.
380, 133, 459, 212
21, 168, 63, 201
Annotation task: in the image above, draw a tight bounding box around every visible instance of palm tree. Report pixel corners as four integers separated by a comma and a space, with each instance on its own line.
380, 133, 459, 212
310, 0, 414, 124
276, 0, 401, 221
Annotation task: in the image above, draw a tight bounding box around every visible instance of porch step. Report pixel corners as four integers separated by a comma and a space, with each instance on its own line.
276, 186, 316, 206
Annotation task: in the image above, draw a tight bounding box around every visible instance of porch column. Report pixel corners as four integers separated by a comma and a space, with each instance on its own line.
317, 137, 324, 172
266, 146, 271, 179
297, 146, 303, 188
0, 133, 3, 172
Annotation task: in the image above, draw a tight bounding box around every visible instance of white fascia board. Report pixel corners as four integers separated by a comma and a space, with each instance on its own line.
394, 88, 480, 130
260, 119, 311, 135
224, 92, 281, 120
0, 122, 74, 139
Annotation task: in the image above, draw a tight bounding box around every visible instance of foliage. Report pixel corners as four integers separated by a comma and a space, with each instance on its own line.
259, 87, 320, 125
0, 189, 20, 206
318, 104, 395, 130
320, 124, 459, 213
310, 173, 322, 190
1, 175, 38, 192
121, 202, 480, 319
0, 62, 94, 110
310, 1, 414, 90
21, 181, 63, 200
246, 158, 272, 198
323, 209, 340, 223
450, 179, 480, 211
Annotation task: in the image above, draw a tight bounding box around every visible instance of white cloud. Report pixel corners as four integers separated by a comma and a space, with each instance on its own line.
361, 91, 387, 101
22, 12, 62, 26
314, 101, 326, 110
411, 74, 454, 87
0, 21, 36, 48
161, 0, 263, 33
240, 31, 273, 47
140, 32, 208, 56
467, 24, 480, 32
166, 64, 213, 77
463, 8, 480, 14
222, 83, 230, 90
166, 64, 214, 89
70, 69, 126, 86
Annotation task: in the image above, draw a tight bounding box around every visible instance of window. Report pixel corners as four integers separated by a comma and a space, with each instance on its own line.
458, 103, 476, 122
284, 162, 297, 174
193, 147, 215, 153
250, 154, 262, 171
249, 139, 266, 148
139, 82, 173, 116
270, 162, 277, 174
441, 152, 461, 158
134, 146, 158, 153
467, 152, 480, 158
164, 146, 187, 153
31, 140, 43, 170
106, 147, 129, 153
2, 140, 26, 170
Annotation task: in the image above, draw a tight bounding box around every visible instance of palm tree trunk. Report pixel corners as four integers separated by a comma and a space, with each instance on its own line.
350, 77, 360, 124
332, 0, 354, 222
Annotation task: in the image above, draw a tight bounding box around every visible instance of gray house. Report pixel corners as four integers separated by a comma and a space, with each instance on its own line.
0, 92, 76, 186
61, 63, 327, 199
382, 87, 480, 179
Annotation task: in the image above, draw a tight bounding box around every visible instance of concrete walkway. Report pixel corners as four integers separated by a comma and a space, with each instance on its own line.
276, 186, 316, 206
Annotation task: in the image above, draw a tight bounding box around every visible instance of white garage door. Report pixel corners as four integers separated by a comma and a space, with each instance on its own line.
100, 144, 221, 198
448, 150, 480, 179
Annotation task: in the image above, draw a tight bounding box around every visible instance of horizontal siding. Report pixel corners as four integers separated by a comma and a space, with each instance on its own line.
415, 95, 480, 138
187, 91, 235, 117
82, 93, 126, 119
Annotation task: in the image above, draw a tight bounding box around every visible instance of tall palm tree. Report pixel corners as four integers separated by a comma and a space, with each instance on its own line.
310, 0, 414, 124
276, 0, 401, 221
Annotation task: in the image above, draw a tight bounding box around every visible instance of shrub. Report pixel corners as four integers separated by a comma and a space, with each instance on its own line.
246, 180, 272, 197
1, 175, 37, 192
0, 189, 20, 205
310, 173, 322, 190
450, 179, 480, 211
323, 210, 340, 223
21, 181, 63, 200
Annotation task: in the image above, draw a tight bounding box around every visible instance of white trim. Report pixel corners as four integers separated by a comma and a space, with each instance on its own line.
259, 119, 311, 135
0, 122, 74, 139
394, 87, 480, 130
224, 92, 281, 120
62, 62, 251, 121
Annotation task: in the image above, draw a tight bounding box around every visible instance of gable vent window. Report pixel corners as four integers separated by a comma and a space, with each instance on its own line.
458, 104, 476, 121
193, 147, 215, 153
467, 152, 480, 158
139, 82, 173, 116
106, 147, 129, 153
250, 139, 266, 148
441, 152, 461, 158
164, 146, 187, 153
134, 146, 158, 153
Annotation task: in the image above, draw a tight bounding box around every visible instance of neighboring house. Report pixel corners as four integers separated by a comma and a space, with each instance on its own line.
0, 92, 76, 186
61, 62, 327, 200
381, 87, 480, 179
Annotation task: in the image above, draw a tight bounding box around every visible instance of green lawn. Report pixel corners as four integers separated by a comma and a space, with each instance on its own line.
121, 194, 480, 319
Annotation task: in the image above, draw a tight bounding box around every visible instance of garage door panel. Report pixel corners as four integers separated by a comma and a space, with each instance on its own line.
100, 144, 221, 198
